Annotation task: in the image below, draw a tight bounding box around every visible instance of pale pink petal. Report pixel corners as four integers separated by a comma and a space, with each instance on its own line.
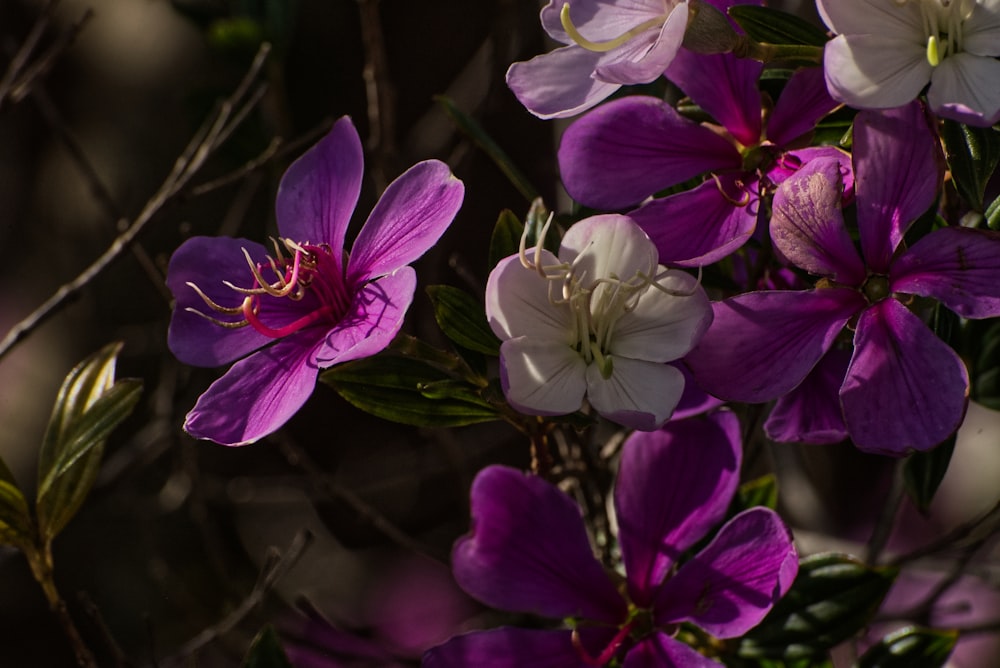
500, 338, 588, 416
594, 3, 689, 83
506, 46, 621, 120
927, 53, 1000, 127
486, 252, 574, 343
541, 0, 675, 43
822, 35, 930, 110
585, 358, 685, 430
765, 347, 851, 444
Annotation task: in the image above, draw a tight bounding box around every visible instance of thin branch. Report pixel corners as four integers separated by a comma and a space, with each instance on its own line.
357, 0, 398, 190
865, 459, 906, 565
0, 43, 273, 363
890, 500, 1000, 567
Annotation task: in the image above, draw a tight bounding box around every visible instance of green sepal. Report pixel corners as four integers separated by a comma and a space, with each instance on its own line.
242, 625, 293, 668
903, 435, 956, 515
36, 343, 142, 542
940, 120, 1000, 211
426, 285, 500, 356
736, 473, 779, 511
320, 354, 499, 427
489, 209, 525, 269
739, 553, 898, 660
727, 5, 829, 47
0, 456, 32, 551
857, 626, 958, 668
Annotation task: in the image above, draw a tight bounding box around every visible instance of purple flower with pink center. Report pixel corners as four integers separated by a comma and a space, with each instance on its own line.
166, 117, 464, 446
558, 24, 847, 266
423, 411, 798, 667
685, 101, 1000, 455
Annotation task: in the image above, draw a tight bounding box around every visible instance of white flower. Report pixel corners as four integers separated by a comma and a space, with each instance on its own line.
485, 214, 712, 430
817, 0, 1000, 126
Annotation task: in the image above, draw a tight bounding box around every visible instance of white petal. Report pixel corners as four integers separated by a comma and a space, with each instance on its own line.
560, 215, 657, 287
500, 338, 588, 415
816, 0, 923, 37
928, 53, 1000, 126
965, 1, 1000, 56
610, 269, 712, 363
486, 253, 574, 342
586, 358, 684, 430
824, 34, 930, 108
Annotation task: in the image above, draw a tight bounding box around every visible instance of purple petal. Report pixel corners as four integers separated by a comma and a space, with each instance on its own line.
770, 157, 866, 284
453, 466, 627, 623
593, 3, 689, 83
276, 117, 363, 262
423, 628, 597, 668
654, 508, 797, 638
854, 103, 944, 272
928, 54, 1000, 127
775, 146, 855, 202
629, 176, 758, 267
891, 226, 1000, 319
766, 66, 840, 148
841, 298, 970, 455
622, 633, 722, 668
685, 289, 865, 403
183, 335, 324, 446
347, 160, 463, 282
558, 96, 740, 210
616, 412, 742, 606
312, 267, 417, 368
671, 364, 725, 420
506, 46, 621, 119
666, 49, 763, 147
764, 347, 851, 444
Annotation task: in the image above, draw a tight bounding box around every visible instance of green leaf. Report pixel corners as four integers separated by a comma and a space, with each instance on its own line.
242, 625, 293, 668
736, 473, 779, 511
739, 553, 898, 661
37, 343, 142, 542
489, 209, 525, 269
0, 456, 31, 551
941, 120, 1000, 210
321, 355, 499, 427
903, 435, 956, 515
426, 285, 500, 356
857, 626, 957, 668
986, 194, 1000, 230
728, 5, 829, 47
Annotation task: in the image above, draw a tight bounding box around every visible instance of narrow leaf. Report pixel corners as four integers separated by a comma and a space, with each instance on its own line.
735, 473, 779, 511
739, 553, 898, 660
0, 457, 31, 551
489, 209, 525, 269
857, 626, 957, 668
986, 194, 1000, 230
728, 5, 829, 47
904, 435, 956, 515
941, 120, 1000, 210
243, 625, 293, 668
426, 285, 500, 356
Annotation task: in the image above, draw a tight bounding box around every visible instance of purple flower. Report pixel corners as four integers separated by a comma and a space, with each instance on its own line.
424, 412, 798, 667
559, 44, 846, 266
166, 117, 464, 445
685, 101, 1000, 455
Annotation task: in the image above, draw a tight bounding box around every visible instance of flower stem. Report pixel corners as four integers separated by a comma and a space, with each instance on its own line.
733, 36, 824, 63
26, 542, 98, 668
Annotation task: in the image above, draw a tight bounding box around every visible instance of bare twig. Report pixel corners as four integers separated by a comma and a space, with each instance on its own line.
357, 0, 398, 190
890, 500, 1000, 567
0, 43, 273, 363
78, 592, 134, 668
865, 459, 906, 565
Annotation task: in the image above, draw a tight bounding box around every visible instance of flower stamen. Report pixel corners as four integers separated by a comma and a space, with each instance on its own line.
560, 3, 666, 53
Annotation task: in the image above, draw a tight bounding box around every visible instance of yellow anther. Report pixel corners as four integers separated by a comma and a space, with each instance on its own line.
560, 3, 665, 53
927, 34, 941, 66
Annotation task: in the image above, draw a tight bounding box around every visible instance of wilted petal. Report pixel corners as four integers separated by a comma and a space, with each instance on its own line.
629, 177, 758, 267
585, 358, 685, 430
486, 252, 574, 343
275, 117, 363, 263
927, 53, 1000, 127
453, 466, 627, 623
765, 347, 851, 444
611, 269, 712, 363
424, 628, 592, 668
184, 335, 325, 446
891, 226, 1000, 319
841, 298, 970, 455
500, 338, 588, 416
622, 633, 721, 668
854, 103, 944, 272
770, 157, 865, 284
822, 35, 929, 111
347, 160, 464, 282
777, 146, 855, 202
558, 96, 739, 210
666, 49, 763, 147
654, 508, 797, 637
506, 46, 621, 120
685, 289, 865, 403
616, 412, 742, 606
766, 66, 839, 148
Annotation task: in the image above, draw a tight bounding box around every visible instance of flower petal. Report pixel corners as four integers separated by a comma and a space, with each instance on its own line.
672, 364, 725, 420
629, 177, 758, 267
841, 298, 970, 455
822, 35, 930, 111
486, 252, 573, 342
854, 103, 943, 273
183, 335, 324, 446
276, 117, 363, 260
766, 66, 839, 148
764, 347, 851, 444
816, 0, 923, 36
654, 508, 797, 638
622, 632, 722, 668
770, 157, 865, 284
616, 412, 742, 606
611, 268, 712, 362
585, 358, 685, 430
964, 1, 1000, 57
593, 3, 689, 83
559, 214, 658, 287
425, 627, 615, 668
540, 0, 674, 44
685, 289, 866, 403
558, 96, 740, 210
891, 226, 1000, 319
500, 338, 587, 416
506, 46, 621, 120
453, 466, 627, 623
927, 53, 1000, 127
347, 160, 463, 282
312, 266, 417, 368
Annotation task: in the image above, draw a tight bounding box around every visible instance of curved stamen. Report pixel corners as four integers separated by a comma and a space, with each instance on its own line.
560, 3, 665, 53
242, 296, 338, 339
186, 281, 244, 314
571, 622, 634, 666
240, 247, 303, 298
711, 173, 752, 207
